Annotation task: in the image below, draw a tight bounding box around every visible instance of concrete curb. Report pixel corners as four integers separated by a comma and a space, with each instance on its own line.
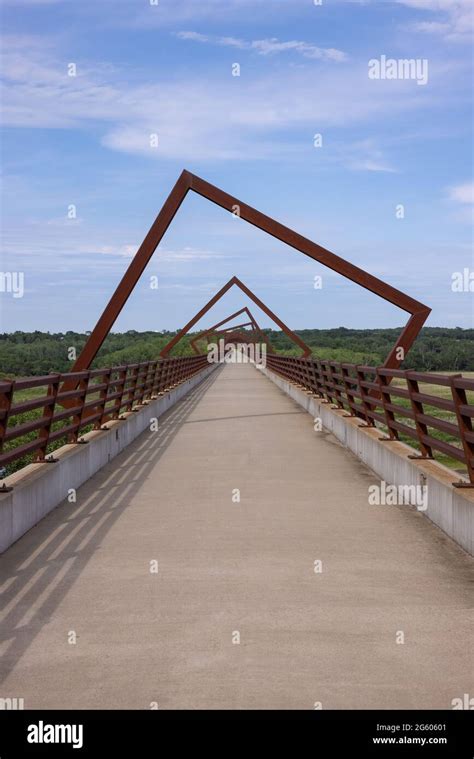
257, 365, 474, 556
0, 364, 218, 553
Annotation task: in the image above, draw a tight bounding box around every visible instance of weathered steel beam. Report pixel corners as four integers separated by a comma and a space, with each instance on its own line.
69, 169, 430, 373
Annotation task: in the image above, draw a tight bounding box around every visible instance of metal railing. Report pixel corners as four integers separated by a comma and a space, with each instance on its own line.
266, 355, 474, 485
0, 356, 210, 473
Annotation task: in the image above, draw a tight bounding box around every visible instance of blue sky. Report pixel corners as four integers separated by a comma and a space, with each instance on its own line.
1, 0, 473, 333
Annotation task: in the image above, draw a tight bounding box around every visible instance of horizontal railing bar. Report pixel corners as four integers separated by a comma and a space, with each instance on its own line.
11, 374, 61, 390
10, 396, 55, 414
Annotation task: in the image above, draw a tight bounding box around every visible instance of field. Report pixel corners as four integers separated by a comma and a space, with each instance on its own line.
372, 372, 473, 477
1, 329, 472, 478
2, 366, 472, 480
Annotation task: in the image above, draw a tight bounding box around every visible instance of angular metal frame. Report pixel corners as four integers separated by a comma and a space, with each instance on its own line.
190, 306, 274, 356
193, 312, 275, 356
160, 277, 311, 357
70, 169, 431, 373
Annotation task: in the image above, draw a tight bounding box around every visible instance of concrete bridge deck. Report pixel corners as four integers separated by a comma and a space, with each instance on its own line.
0, 363, 472, 709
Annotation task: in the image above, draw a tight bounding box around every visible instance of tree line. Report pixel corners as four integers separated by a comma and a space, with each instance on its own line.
0, 327, 472, 377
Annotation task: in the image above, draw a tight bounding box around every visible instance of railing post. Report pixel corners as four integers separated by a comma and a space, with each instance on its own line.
302, 358, 312, 391
300, 359, 309, 389
143, 361, 156, 401
328, 362, 344, 409
151, 360, 164, 396
0, 380, 14, 455
406, 371, 433, 459
97, 369, 112, 429
116, 367, 129, 419
341, 364, 356, 417
0, 380, 14, 489
450, 376, 474, 485
70, 371, 91, 443
312, 359, 325, 398
319, 361, 332, 403
307, 359, 319, 395
167, 359, 175, 389
160, 359, 170, 393
125, 366, 140, 412
322, 361, 335, 406
355, 366, 374, 427
294, 358, 304, 388
376, 368, 399, 441
36, 374, 61, 462
134, 362, 149, 406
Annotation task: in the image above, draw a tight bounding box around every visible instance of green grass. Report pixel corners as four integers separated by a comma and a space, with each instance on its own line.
1, 383, 103, 477
366, 373, 474, 477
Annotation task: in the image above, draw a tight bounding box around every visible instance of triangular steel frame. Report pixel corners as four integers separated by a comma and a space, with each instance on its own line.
161, 278, 310, 357
70, 170, 430, 373
189, 309, 273, 356
190, 306, 274, 356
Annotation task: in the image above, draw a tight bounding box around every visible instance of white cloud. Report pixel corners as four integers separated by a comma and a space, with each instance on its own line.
448, 182, 474, 205
131, 0, 309, 27
348, 158, 396, 173
156, 247, 230, 262
176, 31, 348, 62
91, 243, 227, 261
94, 244, 138, 258
447, 181, 474, 223
177, 31, 210, 43
0, 34, 462, 164
340, 139, 397, 173
398, 0, 473, 41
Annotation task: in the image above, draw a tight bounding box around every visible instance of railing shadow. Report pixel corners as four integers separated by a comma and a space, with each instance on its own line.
0, 366, 223, 683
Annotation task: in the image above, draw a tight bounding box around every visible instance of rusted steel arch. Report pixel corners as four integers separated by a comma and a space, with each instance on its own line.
70, 169, 431, 375
189, 306, 274, 356
160, 277, 310, 357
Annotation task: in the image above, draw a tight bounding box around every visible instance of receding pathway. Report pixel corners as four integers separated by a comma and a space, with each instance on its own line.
0, 362, 472, 709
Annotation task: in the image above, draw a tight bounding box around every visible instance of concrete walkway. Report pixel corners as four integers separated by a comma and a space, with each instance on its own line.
0, 363, 472, 709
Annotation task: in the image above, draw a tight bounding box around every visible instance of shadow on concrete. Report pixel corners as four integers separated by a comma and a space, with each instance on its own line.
0, 366, 223, 683
185, 410, 305, 425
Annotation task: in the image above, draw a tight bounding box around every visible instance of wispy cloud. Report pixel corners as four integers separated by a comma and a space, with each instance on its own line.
131, 0, 312, 28
342, 139, 397, 173
82, 243, 229, 262
1, 35, 451, 164
447, 181, 474, 223
448, 181, 474, 205
398, 0, 473, 41
176, 31, 348, 62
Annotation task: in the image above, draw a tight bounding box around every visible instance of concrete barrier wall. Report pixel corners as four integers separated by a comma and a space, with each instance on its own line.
258, 365, 474, 556
0, 364, 217, 554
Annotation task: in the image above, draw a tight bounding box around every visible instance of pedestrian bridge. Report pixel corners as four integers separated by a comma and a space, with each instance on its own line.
1, 362, 472, 709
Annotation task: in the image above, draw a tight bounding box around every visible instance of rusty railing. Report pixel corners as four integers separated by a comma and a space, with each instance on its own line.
0, 356, 210, 475
265, 355, 474, 486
